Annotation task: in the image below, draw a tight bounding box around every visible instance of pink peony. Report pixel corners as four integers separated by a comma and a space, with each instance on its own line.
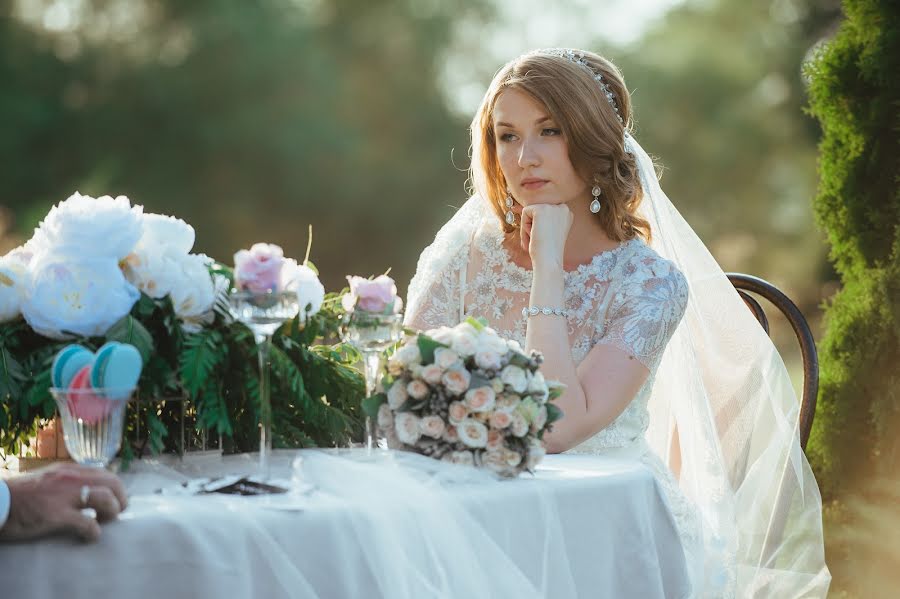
343, 274, 401, 314
234, 243, 286, 293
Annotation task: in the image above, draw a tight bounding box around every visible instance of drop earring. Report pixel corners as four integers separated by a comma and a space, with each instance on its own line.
505, 190, 517, 226
590, 184, 602, 213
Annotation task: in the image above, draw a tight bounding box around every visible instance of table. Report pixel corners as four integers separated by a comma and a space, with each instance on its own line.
1, 450, 691, 599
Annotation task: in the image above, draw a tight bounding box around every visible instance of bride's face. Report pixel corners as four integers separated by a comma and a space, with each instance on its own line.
492, 88, 588, 207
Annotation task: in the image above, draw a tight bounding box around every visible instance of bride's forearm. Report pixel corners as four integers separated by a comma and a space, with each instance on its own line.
525, 265, 588, 452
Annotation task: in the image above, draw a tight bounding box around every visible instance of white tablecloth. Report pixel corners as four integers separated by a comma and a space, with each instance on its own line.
1, 450, 690, 599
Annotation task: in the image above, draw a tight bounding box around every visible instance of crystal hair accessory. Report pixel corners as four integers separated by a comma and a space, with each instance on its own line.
537, 48, 624, 126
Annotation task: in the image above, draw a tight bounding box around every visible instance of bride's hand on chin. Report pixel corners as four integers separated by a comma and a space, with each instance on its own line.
520, 203, 573, 270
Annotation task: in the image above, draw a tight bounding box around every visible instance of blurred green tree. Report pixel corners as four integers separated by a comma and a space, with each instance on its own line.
0, 0, 490, 291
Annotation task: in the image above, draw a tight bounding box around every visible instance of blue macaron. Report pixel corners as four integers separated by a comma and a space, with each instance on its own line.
51, 344, 95, 389
90, 342, 143, 399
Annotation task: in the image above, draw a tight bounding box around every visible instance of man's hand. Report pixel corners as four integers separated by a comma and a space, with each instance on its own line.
0, 462, 128, 543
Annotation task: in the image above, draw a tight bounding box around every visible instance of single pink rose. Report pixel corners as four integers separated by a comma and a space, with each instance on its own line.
345, 274, 399, 313
234, 243, 285, 293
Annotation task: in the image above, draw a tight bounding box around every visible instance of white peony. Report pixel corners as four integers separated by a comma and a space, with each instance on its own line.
282, 259, 325, 318
168, 253, 217, 325
395, 412, 421, 445
135, 213, 195, 255
456, 418, 489, 448
0, 257, 26, 323
36, 192, 143, 261
22, 254, 140, 339
501, 365, 528, 393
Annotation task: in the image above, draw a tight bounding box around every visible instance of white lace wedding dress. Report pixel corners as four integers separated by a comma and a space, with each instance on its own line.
404, 219, 705, 589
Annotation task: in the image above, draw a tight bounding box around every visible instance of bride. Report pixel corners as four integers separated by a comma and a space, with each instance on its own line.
404, 48, 830, 598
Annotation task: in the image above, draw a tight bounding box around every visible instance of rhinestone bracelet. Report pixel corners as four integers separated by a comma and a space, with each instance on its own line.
522, 306, 569, 318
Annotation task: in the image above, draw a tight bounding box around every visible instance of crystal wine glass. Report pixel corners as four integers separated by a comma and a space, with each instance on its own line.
339, 310, 403, 452
229, 290, 300, 479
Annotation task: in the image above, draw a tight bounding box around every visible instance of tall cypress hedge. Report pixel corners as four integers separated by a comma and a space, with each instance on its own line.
805, 0, 900, 498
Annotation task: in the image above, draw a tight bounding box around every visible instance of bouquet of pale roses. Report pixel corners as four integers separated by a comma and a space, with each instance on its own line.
364, 317, 564, 477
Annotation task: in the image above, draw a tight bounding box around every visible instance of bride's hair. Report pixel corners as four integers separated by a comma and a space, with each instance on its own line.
468, 49, 652, 242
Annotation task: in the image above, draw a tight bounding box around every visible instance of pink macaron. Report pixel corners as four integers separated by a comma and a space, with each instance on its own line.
68, 365, 110, 424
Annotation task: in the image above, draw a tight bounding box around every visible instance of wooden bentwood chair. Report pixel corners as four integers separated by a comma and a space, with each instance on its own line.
726, 273, 819, 451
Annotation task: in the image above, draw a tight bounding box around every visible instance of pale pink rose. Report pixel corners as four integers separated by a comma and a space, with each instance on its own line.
457, 418, 489, 448
407, 379, 430, 400
477, 329, 508, 355
501, 365, 528, 393
448, 401, 468, 424
387, 382, 408, 409
392, 343, 422, 368
487, 429, 504, 451
511, 412, 529, 437
343, 274, 399, 313
377, 403, 394, 430
443, 425, 459, 443
443, 450, 475, 467
442, 367, 471, 396
428, 326, 455, 345
420, 415, 445, 439
489, 410, 512, 429
450, 328, 479, 357
421, 364, 444, 385
395, 412, 421, 445
503, 448, 523, 468
532, 405, 548, 432
481, 449, 508, 474
433, 347, 461, 370
464, 386, 496, 412
475, 350, 502, 371
234, 243, 285, 293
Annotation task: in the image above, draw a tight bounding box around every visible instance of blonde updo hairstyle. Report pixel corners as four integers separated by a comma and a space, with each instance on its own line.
469, 49, 651, 242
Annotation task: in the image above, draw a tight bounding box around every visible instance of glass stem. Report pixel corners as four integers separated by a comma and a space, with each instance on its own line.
363, 351, 381, 452
257, 333, 273, 479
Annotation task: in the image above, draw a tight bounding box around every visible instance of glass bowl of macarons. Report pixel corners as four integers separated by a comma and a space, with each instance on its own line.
49, 341, 143, 468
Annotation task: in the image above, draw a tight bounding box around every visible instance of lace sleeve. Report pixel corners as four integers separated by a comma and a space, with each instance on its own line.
597, 255, 689, 371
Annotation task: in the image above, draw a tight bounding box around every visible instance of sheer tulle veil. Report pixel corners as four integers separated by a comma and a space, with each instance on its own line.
406, 50, 830, 597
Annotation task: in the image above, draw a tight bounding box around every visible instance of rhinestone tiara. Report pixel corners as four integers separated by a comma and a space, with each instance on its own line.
536, 48, 625, 126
